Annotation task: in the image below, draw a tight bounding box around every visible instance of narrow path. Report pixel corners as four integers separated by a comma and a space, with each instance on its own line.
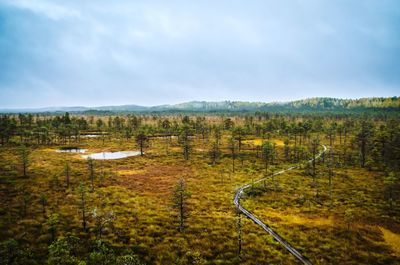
234, 145, 327, 265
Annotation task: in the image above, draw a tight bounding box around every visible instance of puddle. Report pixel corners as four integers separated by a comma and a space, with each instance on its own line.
81, 151, 141, 160
81, 134, 105, 138
57, 148, 87, 153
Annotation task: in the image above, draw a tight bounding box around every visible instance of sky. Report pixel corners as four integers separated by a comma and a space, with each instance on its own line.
0, 0, 399, 108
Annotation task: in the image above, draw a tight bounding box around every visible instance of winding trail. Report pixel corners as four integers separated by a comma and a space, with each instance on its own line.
234, 145, 327, 265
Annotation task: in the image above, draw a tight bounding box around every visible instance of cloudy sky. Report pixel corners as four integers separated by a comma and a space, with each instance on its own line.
0, 0, 399, 108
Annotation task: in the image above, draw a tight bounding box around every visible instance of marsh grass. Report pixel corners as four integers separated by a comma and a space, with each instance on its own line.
0, 126, 398, 264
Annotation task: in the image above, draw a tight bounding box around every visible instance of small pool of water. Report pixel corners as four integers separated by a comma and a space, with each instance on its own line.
81, 134, 106, 138
81, 151, 141, 160
57, 148, 87, 153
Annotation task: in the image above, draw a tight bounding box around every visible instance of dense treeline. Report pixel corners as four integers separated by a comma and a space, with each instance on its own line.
1, 97, 399, 114
1, 112, 399, 172
0, 110, 399, 264
285, 96, 400, 109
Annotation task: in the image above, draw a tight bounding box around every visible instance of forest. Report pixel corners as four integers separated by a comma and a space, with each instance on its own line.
1, 97, 399, 114
0, 106, 399, 264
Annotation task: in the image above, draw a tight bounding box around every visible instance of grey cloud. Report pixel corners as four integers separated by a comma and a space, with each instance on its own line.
0, 0, 399, 108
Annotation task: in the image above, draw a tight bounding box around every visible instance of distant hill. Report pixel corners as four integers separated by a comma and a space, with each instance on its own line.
0, 97, 398, 113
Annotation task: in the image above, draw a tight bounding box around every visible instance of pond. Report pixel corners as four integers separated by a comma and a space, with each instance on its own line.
57, 148, 87, 153
81, 151, 141, 160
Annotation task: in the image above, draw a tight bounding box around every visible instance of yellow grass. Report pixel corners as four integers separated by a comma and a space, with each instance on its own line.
380, 227, 400, 257
265, 210, 334, 227
243, 138, 284, 146
117, 169, 146, 175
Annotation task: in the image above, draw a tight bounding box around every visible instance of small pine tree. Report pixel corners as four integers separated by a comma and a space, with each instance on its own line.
172, 178, 191, 232
19, 145, 29, 177
39, 193, 48, 217
135, 131, 148, 156
87, 158, 95, 191
77, 183, 87, 233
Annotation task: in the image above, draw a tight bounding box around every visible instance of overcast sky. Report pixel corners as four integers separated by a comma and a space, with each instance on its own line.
0, 0, 399, 108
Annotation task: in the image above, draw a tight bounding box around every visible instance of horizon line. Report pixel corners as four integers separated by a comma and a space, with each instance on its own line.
1, 96, 399, 111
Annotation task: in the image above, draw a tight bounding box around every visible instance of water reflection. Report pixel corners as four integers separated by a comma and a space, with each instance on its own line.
81, 151, 141, 160
57, 148, 87, 153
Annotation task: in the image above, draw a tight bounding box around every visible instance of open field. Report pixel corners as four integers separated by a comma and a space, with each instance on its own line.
0, 112, 399, 264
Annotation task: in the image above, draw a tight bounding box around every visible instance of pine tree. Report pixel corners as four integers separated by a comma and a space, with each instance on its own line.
172, 178, 191, 232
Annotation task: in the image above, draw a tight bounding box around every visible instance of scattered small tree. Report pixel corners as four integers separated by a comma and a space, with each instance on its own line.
261, 141, 275, 175
19, 145, 29, 177
228, 137, 236, 173
0, 239, 37, 265
91, 208, 115, 239
116, 252, 143, 265
283, 137, 290, 161
46, 213, 60, 242
135, 131, 148, 156
39, 193, 48, 217
179, 126, 192, 160
237, 211, 242, 261
64, 162, 71, 188
384, 171, 399, 213
21, 191, 31, 218
309, 137, 320, 181
172, 178, 191, 232
47, 237, 80, 265
88, 240, 116, 265
344, 208, 354, 232
78, 183, 88, 233
355, 121, 373, 167
209, 142, 220, 166
87, 158, 95, 191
